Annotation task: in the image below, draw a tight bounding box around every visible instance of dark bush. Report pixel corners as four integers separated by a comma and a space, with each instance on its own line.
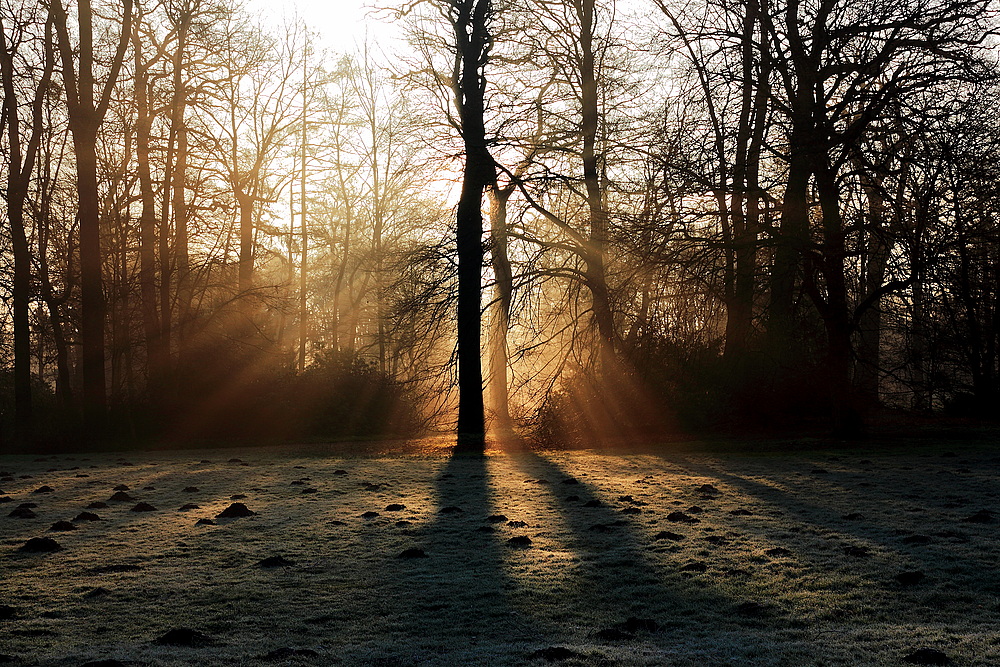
531, 334, 842, 446
1, 340, 421, 450
293, 349, 420, 439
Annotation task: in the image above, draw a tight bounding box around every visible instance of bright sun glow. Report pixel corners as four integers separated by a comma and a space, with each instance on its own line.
247, 0, 402, 54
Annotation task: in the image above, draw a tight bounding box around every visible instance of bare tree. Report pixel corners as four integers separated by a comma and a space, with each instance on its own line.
762, 0, 994, 433
398, 0, 499, 449
50, 0, 133, 433
0, 2, 56, 441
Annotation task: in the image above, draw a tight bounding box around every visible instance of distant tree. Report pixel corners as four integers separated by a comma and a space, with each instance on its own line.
762, 0, 995, 433
518, 0, 620, 367
0, 2, 56, 442
209, 12, 302, 297
654, 0, 773, 379
49, 0, 134, 435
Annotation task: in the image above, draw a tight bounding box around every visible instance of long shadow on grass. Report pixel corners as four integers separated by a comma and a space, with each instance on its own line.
342, 452, 557, 663
510, 450, 756, 645
669, 455, 1000, 597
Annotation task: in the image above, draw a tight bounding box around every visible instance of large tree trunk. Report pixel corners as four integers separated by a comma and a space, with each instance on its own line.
453, 0, 494, 451
51, 0, 132, 436
767, 128, 811, 354
766, 0, 816, 365
724, 0, 767, 367
73, 123, 108, 431
456, 159, 489, 449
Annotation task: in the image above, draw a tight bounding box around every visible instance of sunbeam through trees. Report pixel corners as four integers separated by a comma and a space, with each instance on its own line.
2, 0, 1000, 448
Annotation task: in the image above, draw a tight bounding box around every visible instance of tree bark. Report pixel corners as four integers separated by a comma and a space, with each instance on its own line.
237, 188, 255, 293
36, 150, 73, 407
453, 0, 494, 451
767, 126, 811, 354
724, 0, 767, 366
299, 51, 309, 372
813, 159, 859, 435
74, 122, 107, 431
174, 120, 190, 336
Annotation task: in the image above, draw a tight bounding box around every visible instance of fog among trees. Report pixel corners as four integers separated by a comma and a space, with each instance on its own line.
2, 0, 999, 449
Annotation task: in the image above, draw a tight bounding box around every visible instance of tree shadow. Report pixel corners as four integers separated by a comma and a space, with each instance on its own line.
341, 451, 558, 663
667, 453, 1000, 581
506, 449, 753, 638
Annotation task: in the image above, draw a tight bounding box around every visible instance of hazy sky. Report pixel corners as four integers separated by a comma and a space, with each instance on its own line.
248, 0, 402, 54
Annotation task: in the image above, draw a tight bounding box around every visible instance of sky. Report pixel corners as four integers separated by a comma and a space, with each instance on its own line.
247, 0, 403, 55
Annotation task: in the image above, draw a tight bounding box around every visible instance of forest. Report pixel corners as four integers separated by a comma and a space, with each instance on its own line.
7, 3, 1000, 665
2, 0, 999, 449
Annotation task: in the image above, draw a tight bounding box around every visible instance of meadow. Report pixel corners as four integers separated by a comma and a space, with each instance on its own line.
2, 438, 998, 665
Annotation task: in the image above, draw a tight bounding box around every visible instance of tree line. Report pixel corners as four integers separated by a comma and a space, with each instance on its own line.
2, 0, 998, 449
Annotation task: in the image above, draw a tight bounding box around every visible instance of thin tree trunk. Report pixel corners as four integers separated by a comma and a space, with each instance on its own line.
365, 73, 386, 374
299, 66, 308, 372
158, 9, 190, 365
237, 189, 255, 293
332, 218, 349, 352
36, 153, 73, 407
910, 262, 928, 410
3, 167, 34, 445
170, 9, 189, 346
331, 132, 353, 353
577, 0, 615, 364
174, 121, 189, 339
854, 173, 889, 404
131, 24, 166, 395
0, 13, 53, 442
488, 184, 515, 437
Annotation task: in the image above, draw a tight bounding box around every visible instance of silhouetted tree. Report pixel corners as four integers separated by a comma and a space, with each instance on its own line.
50, 0, 133, 435
0, 3, 55, 442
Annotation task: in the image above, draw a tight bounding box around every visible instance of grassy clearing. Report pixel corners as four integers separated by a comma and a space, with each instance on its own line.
2, 438, 999, 665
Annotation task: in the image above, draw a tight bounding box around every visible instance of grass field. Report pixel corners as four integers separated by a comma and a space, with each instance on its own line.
2, 437, 999, 665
